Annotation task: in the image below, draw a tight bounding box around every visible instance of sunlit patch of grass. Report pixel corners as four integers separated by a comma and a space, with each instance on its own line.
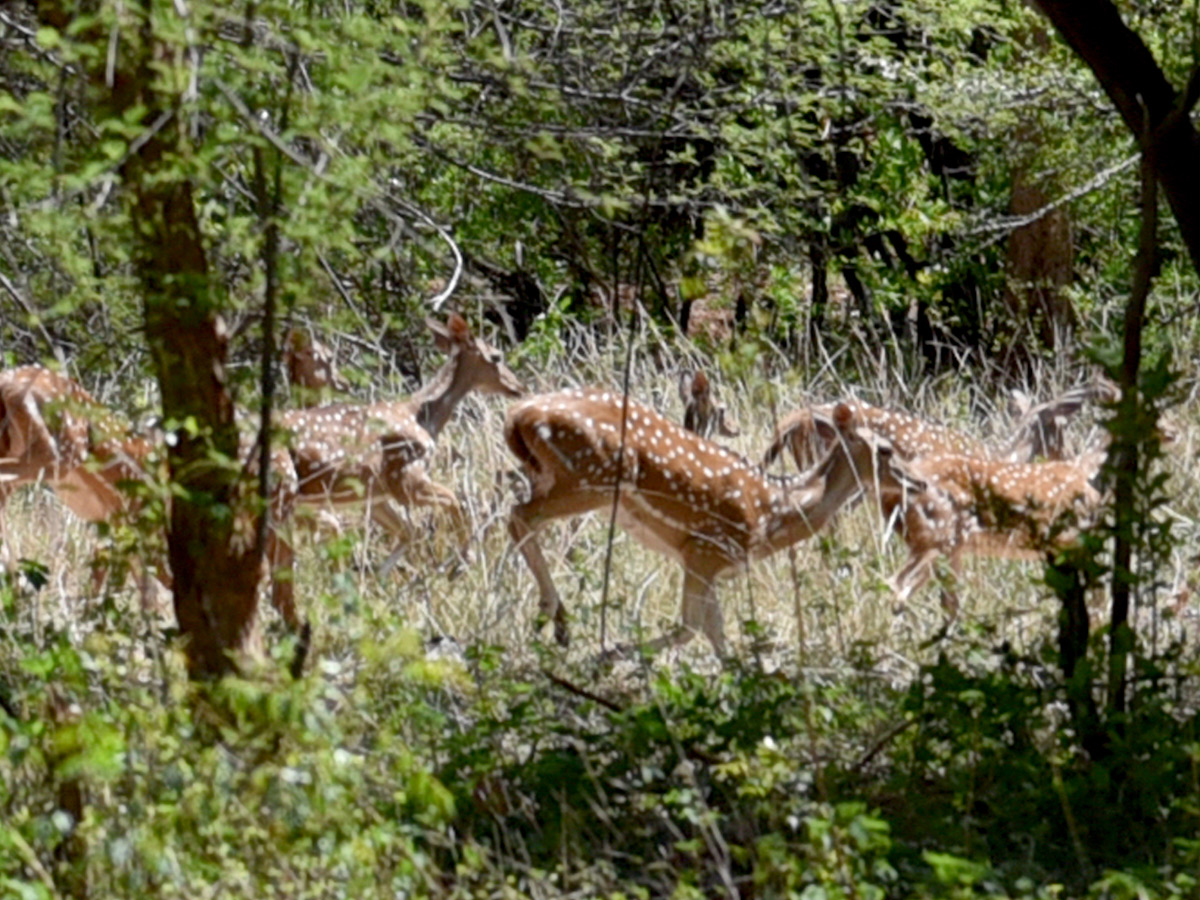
3, 328, 1198, 682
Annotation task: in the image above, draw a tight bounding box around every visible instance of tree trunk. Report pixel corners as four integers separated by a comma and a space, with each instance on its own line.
133, 178, 264, 677
42, 2, 266, 678
1033, 0, 1200, 274
1002, 172, 1075, 355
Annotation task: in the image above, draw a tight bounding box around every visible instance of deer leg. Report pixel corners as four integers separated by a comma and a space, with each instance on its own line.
618, 567, 725, 658
509, 510, 569, 647
660, 567, 724, 654
400, 468, 470, 553
679, 567, 726, 655
890, 547, 940, 611
367, 495, 415, 575
378, 465, 470, 576
367, 495, 411, 537
509, 488, 606, 648
265, 525, 300, 632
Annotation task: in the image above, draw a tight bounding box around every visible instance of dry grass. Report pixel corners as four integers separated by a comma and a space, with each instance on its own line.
4, 320, 1200, 684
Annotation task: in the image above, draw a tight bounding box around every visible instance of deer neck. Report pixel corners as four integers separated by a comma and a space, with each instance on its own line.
759, 443, 868, 555
410, 351, 471, 439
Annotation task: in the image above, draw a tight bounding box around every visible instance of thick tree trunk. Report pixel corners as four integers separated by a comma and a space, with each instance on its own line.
41, 2, 266, 678
1033, 0, 1200, 274
131, 176, 264, 677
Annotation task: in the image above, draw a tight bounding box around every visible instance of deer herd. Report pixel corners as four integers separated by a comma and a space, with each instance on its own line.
0, 313, 1163, 662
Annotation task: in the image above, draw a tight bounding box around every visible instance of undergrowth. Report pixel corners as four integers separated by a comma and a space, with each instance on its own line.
3, 327, 1200, 898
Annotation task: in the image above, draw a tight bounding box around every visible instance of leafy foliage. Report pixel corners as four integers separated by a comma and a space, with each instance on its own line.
2, 0, 1200, 895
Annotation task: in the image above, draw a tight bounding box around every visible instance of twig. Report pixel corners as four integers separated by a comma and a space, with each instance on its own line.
384, 186, 464, 311
852, 717, 918, 772
542, 669, 621, 712
0, 268, 67, 368
962, 152, 1139, 239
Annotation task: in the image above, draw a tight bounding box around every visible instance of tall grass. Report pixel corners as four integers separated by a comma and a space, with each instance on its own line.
5, 318, 1200, 897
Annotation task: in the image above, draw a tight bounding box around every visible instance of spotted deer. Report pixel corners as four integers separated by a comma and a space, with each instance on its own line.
763, 381, 1115, 524
505, 389, 922, 655
279, 314, 524, 572
678, 369, 740, 439
889, 382, 1176, 614
890, 449, 1106, 614
764, 401, 985, 527
0, 367, 151, 531
766, 382, 1116, 473
284, 327, 349, 403
0, 366, 301, 630
0, 367, 167, 602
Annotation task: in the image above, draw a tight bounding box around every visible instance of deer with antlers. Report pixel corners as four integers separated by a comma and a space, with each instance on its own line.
505, 389, 922, 655
0, 366, 302, 630
678, 369, 740, 439
279, 313, 524, 572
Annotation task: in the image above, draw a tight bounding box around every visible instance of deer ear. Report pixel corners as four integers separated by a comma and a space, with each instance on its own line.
690, 370, 709, 397
677, 370, 693, 405
427, 314, 471, 351
1008, 389, 1031, 419
832, 402, 854, 430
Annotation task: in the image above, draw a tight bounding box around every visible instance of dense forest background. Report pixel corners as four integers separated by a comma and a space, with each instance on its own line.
2, 0, 1200, 896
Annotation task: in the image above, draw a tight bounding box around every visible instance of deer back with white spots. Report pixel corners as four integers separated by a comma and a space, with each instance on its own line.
0, 365, 302, 628
279, 313, 524, 566
765, 383, 1114, 523
505, 389, 922, 655
890, 449, 1105, 614
765, 400, 983, 522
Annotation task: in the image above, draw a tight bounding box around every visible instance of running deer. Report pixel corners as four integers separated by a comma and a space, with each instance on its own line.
0, 366, 166, 604
889, 449, 1106, 614
889, 387, 1176, 614
763, 381, 1116, 523
505, 389, 923, 655
678, 369, 740, 439
279, 314, 524, 571
0, 366, 301, 629
0, 366, 151, 532
765, 382, 1116, 473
